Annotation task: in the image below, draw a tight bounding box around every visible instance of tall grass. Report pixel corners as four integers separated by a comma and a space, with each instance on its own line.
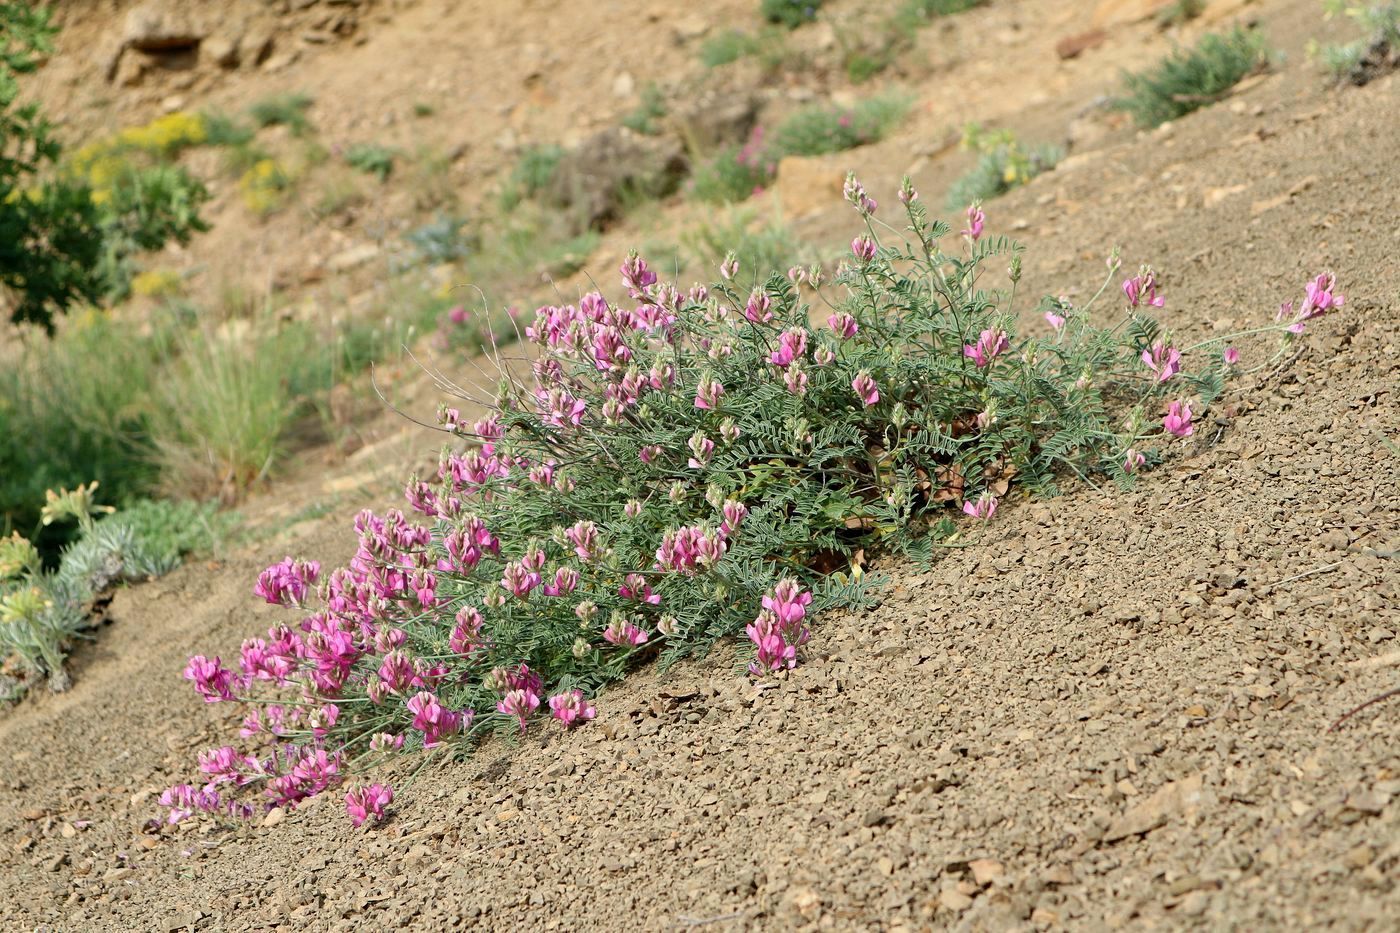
1118, 27, 1271, 127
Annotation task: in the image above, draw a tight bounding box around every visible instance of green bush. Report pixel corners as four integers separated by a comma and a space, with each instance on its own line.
499, 144, 564, 210
249, 92, 315, 134
1, 486, 208, 693
763, 0, 822, 28
771, 93, 911, 156
345, 143, 396, 182
622, 83, 668, 136
163, 176, 1343, 823
945, 125, 1063, 209
700, 30, 761, 67
681, 209, 800, 281
1312, 2, 1400, 85
1118, 27, 1271, 127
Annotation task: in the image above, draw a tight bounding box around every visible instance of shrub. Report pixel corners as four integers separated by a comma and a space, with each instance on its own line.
239, 158, 292, 216
131, 268, 184, 299
1, 7, 206, 330
689, 126, 776, 203
499, 144, 564, 211
1157, 0, 1206, 28
164, 178, 1345, 825
763, 0, 822, 28
621, 83, 668, 136
700, 30, 761, 68
1118, 27, 1271, 127
406, 214, 475, 264
945, 124, 1063, 209
1, 485, 201, 693
249, 92, 315, 134
770, 92, 911, 156
345, 143, 396, 182
200, 110, 256, 147
1312, 2, 1400, 85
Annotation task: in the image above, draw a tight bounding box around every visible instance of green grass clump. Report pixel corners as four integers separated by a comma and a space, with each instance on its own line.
771, 93, 911, 156
945, 125, 1063, 209
345, 143, 396, 181
622, 83, 668, 136
763, 0, 822, 28
249, 92, 315, 134
1118, 27, 1271, 127
700, 30, 762, 67
499, 144, 565, 210
680, 209, 801, 281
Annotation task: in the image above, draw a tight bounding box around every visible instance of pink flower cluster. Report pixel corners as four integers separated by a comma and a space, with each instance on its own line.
747, 579, 812, 675
345, 783, 393, 827
963, 328, 1010, 368
253, 557, 320, 607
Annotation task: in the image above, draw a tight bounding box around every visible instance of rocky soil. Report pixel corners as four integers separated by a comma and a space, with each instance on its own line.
2, 0, 1398, 930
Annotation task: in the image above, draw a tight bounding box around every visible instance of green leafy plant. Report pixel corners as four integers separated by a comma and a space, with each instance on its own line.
249, 92, 315, 134
1118, 27, 1272, 127
345, 143, 397, 182
946, 124, 1063, 209
622, 83, 668, 136
499, 144, 564, 210
770, 92, 911, 156
700, 29, 762, 67
1, 485, 200, 693
1311, 2, 1400, 85
406, 214, 476, 264
164, 177, 1346, 825
763, 0, 822, 28
680, 209, 801, 281
1157, 0, 1206, 28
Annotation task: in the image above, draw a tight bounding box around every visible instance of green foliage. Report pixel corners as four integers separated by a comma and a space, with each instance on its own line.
345, 143, 396, 181
200, 110, 256, 147
406, 214, 475, 264
413, 101, 436, 118
946, 125, 1063, 209
1, 487, 199, 692
93, 163, 211, 302
1312, 2, 1400, 84
108, 498, 232, 570
763, 0, 822, 28
622, 83, 668, 136
1157, 0, 1206, 28
689, 130, 775, 204
890, 0, 984, 35
700, 30, 762, 67
680, 209, 800, 281
499, 144, 564, 210
771, 93, 911, 156
249, 92, 315, 134
1118, 27, 1271, 127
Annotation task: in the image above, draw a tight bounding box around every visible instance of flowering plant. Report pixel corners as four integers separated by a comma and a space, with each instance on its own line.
169, 178, 1342, 825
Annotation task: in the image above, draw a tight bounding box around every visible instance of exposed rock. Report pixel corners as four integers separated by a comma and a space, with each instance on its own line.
667, 89, 760, 152
326, 243, 381, 273
1056, 29, 1106, 60
123, 1, 205, 52
243, 30, 275, 66
545, 127, 688, 232
202, 35, 240, 69
1090, 0, 1174, 28
770, 155, 843, 219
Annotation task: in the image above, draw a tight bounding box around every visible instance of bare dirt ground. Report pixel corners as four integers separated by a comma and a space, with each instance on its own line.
3, 0, 1399, 930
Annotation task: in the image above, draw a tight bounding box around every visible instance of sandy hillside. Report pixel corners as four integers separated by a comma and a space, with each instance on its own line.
2, 0, 1398, 930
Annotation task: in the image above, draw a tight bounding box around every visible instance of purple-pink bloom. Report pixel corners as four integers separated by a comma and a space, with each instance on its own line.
827, 312, 858, 340
963, 328, 1010, 368
1123, 449, 1146, 474
961, 493, 998, 521
1044, 310, 1066, 332
744, 288, 773, 324
184, 655, 236, 703
851, 236, 877, 263
548, 689, 597, 728
1122, 269, 1165, 309
694, 373, 725, 410
1222, 346, 1240, 366
497, 688, 541, 731
769, 327, 809, 368
620, 253, 657, 297
602, 620, 649, 646
619, 572, 661, 605
962, 203, 985, 241
253, 557, 321, 607
746, 579, 812, 676
851, 370, 880, 407
1140, 341, 1182, 383
1163, 400, 1194, 438
1301, 272, 1344, 317
345, 783, 393, 828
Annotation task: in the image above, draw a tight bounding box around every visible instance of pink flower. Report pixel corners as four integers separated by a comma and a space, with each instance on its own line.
1123, 449, 1146, 473
961, 493, 998, 521
566, 520, 599, 561
769, 327, 809, 368
688, 431, 715, 468
746, 579, 812, 675
721, 499, 749, 536
962, 203, 985, 241
544, 566, 580, 597
898, 178, 918, 205
183, 655, 236, 703
497, 688, 541, 731
448, 305, 469, 325
548, 689, 597, 727
1044, 310, 1066, 332
813, 346, 835, 366
619, 573, 661, 605
762, 578, 812, 628
1222, 346, 1240, 366
963, 328, 1010, 368
720, 254, 739, 280
449, 607, 485, 655
1301, 272, 1344, 317
694, 373, 725, 410
783, 363, 809, 396
851, 236, 877, 263
602, 620, 649, 646
1122, 269, 1165, 309
744, 288, 773, 324
1140, 341, 1182, 383
253, 557, 320, 607
345, 783, 393, 828
406, 691, 465, 747
1163, 400, 1194, 437
851, 370, 880, 407
620, 253, 657, 296
827, 312, 858, 339
639, 444, 663, 464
